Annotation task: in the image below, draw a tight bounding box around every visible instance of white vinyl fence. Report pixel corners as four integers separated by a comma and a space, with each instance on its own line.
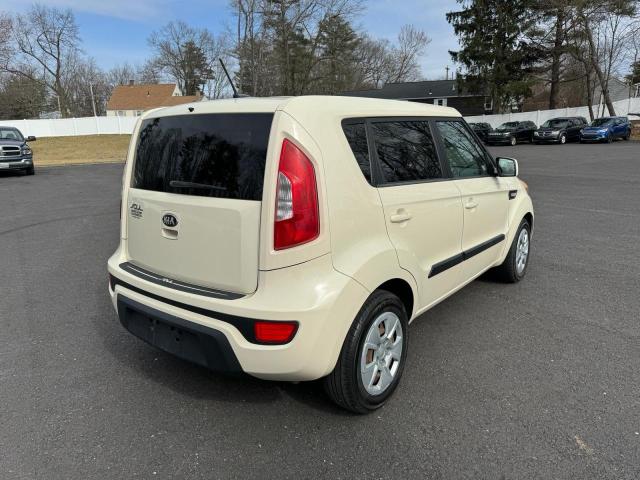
3, 96, 640, 138
465, 97, 640, 127
2, 116, 138, 138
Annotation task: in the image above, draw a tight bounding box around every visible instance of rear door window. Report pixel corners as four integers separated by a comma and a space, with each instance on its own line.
133, 113, 273, 200
370, 120, 442, 184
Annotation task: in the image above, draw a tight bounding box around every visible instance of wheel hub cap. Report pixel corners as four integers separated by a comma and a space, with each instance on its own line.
360, 312, 403, 396
515, 228, 529, 275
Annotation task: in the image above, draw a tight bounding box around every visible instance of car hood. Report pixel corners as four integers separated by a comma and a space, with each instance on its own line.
492, 129, 515, 133
582, 126, 610, 132
0, 139, 26, 147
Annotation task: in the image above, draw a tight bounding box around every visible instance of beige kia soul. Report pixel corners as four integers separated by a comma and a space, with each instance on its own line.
108, 96, 534, 413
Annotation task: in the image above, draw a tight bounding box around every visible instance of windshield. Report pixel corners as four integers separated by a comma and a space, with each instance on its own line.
591, 118, 613, 127
497, 122, 519, 129
541, 119, 569, 128
0, 128, 24, 141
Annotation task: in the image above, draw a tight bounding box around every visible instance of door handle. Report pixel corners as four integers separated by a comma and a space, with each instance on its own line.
390, 212, 412, 223
465, 200, 479, 210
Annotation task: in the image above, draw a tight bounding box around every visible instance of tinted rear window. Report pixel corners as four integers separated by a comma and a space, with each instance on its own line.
133, 113, 273, 200
371, 120, 442, 184
342, 122, 372, 184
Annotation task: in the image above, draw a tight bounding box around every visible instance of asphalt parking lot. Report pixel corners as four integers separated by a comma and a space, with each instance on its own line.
2, 140, 639, 479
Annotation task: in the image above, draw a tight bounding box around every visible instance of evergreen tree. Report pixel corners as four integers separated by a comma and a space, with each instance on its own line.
446, 0, 541, 112
314, 14, 361, 94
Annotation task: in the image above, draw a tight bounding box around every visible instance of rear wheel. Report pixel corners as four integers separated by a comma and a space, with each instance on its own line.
494, 219, 531, 283
324, 290, 408, 414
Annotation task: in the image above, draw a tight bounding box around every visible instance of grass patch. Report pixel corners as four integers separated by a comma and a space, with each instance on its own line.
31, 134, 131, 166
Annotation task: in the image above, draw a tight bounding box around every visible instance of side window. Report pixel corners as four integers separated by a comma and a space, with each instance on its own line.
342, 122, 372, 184
436, 121, 491, 178
370, 120, 442, 184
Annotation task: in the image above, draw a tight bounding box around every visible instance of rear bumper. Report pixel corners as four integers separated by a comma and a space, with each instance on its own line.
117, 295, 243, 374
0, 158, 32, 170
108, 248, 369, 381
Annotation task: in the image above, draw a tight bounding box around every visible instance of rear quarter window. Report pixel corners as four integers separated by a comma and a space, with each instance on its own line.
342, 122, 372, 184
133, 113, 273, 201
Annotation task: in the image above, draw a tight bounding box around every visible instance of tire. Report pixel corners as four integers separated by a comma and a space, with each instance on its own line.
510, 136, 517, 146
26, 165, 35, 175
324, 290, 409, 414
623, 131, 630, 141
606, 134, 613, 144
494, 219, 531, 283
559, 133, 566, 144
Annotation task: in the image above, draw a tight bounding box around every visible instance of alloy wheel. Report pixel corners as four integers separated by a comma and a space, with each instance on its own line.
515, 228, 530, 275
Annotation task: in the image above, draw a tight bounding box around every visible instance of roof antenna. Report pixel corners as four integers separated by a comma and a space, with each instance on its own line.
219, 58, 246, 98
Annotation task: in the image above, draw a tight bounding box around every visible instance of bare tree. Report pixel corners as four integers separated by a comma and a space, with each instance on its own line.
148, 21, 230, 96
107, 63, 138, 87
353, 25, 430, 89
572, 0, 639, 115
0, 5, 80, 117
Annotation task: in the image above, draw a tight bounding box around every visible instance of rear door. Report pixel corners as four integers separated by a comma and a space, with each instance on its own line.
125, 113, 273, 295
434, 120, 511, 282
370, 118, 464, 309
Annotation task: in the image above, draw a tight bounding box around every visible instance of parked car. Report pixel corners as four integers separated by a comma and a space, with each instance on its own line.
486, 121, 537, 146
107, 96, 534, 413
0, 126, 36, 175
533, 117, 587, 144
580, 116, 632, 143
468, 122, 492, 142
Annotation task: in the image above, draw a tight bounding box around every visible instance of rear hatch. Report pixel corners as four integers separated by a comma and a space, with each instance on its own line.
125, 113, 273, 295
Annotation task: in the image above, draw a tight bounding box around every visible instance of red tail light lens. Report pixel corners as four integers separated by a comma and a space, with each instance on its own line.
274, 139, 319, 250
254, 321, 298, 344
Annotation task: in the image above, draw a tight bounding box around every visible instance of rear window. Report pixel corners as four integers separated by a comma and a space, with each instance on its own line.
133, 113, 273, 200
371, 120, 442, 184
342, 122, 372, 184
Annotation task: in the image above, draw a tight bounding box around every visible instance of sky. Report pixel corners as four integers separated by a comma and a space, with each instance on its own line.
0, 0, 462, 80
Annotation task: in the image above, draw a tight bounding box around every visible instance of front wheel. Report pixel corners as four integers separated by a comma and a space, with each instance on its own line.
494, 219, 531, 283
559, 134, 566, 144
324, 290, 408, 414
510, 136, 517, 146
25, 165, 35, 175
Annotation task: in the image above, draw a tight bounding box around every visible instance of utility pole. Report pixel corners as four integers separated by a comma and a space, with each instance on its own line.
445, 65, 450, 80
89, 84, 97, 117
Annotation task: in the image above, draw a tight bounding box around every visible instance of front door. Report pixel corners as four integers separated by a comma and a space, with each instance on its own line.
434, 120, 512, 283
370, 119, 464, 310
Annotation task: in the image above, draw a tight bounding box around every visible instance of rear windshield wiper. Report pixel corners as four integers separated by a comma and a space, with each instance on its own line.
169, 180, 227, 191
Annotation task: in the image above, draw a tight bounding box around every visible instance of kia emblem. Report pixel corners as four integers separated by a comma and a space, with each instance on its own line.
162, 213, 178, 228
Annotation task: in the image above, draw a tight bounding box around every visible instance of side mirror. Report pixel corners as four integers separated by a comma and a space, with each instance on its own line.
26, 136, 37, 142
496, 157, 518, 177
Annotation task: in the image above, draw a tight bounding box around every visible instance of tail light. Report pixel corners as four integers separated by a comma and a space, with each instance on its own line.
254, 321, 298, 344
274, 139, 319, 250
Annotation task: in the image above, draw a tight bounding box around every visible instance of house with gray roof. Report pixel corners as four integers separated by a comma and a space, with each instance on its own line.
342, 80, 492, 116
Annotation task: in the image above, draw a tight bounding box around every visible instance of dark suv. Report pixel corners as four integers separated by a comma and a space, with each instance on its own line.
533, 117, 587, 144
468, 122, 492, 142
0, 126, 36, 175
486, 121, 537, 146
